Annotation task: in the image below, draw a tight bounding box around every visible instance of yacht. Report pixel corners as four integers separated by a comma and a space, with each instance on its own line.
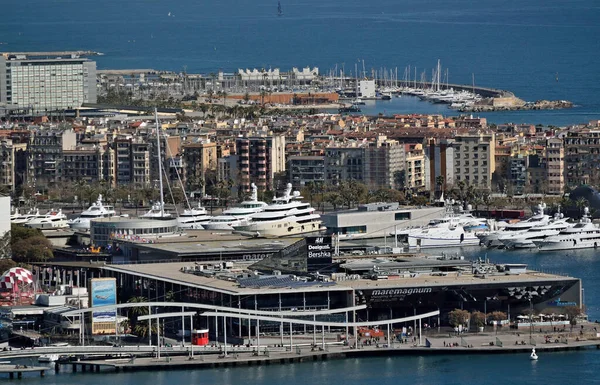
500, 213, 572, 249
203, 183, 268, 230
67, 194, 117, 231
232, 183, 322, 237
26, 209, 68, 229
177, 203, 211, 229
141, 202, 172, 219
11, 208, 41, 225
38, 354, 60, 363
407, 214, 485, 249
534, 209, 600, 251
478, 203, 550, 247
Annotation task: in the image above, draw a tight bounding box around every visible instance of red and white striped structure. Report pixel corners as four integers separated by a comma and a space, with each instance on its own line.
0, 267, 34, 290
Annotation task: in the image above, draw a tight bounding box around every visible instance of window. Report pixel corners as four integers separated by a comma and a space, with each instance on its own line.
395, 212, 411, 221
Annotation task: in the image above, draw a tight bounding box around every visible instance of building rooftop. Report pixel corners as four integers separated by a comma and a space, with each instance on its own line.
102, 257, 576, 296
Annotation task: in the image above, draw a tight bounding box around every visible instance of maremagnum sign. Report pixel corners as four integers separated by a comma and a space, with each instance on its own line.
306, 236, 333, 272
89, 277, 117, 334
355, 287, 434, 306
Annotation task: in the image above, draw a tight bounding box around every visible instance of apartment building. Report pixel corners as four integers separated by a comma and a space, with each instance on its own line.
0, 138, 27, 192
364, 136, 404, 189
0, 53, 97, 113
113, 137, 150, 188
181, 140, 217, 193
545, 138, 564, 194
28, 128, 77, 187
287, 155, 325, 188
564, 129, 600, 188
402, 143, 426, 191
453, 132, 495, 189
425, 137, 456, 193
61, 145, 107, 184
236, 134, 286, 192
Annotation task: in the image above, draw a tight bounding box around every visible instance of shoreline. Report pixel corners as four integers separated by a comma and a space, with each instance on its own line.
6, 331, 597, 376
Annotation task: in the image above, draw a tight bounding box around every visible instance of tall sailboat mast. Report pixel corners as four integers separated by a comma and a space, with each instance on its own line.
155, 108, 165, 218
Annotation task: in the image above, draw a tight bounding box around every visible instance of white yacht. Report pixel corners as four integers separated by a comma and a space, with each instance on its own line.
500, 214, 572, 249
141, 202, 173, 219
534, 209, 600, 251
203, 184, 268, 230
407, 215, 484, 249
11, 208, 41, 225
478, 203, 550, 247
26, 209, 68, 229
67, 194, 117, 231
232, 183, 322, 237
177, 203, 211, 229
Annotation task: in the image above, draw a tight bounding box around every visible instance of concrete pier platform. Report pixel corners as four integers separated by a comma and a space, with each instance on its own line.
62, 334, 600, 374
0, 364, 47, 378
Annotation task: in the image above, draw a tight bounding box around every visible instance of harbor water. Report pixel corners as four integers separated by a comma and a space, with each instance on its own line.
2, 0, 599, 126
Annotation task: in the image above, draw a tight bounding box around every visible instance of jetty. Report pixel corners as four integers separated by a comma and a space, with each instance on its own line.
0, 364, 47, 379
28, 332, 600, 376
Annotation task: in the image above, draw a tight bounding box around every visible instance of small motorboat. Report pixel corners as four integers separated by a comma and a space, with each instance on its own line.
530, 348, 538, 360
38, 354, 60, 362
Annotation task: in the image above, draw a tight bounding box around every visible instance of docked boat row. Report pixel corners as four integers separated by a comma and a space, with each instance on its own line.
11, 207, 69, 229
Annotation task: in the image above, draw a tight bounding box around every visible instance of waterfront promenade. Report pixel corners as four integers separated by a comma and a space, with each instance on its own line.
3, 329, 598, 377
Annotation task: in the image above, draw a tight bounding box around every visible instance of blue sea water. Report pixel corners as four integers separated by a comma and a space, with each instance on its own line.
2, 0, 600, 125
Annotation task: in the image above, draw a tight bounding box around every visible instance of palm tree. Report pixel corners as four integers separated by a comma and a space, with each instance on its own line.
575, 197, 588, 217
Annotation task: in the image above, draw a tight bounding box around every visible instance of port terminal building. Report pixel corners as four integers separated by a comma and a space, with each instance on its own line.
33, 232, 582, 337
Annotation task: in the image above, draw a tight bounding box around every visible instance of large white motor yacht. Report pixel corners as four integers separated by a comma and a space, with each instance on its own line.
203, 183, 268, 230
11, 208, 42, 225
500, 213, 572, 249
67, 194, 117, 231
26, 209, 68, 229
534, 208, 600, 251
478, 203, 550, 247
177, 203, 211, 229
232, 183, 322, 237
407, 215, 484, 249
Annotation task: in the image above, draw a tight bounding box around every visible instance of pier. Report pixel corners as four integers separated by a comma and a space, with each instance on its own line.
53, 334, 600, 375
0, 364, 47, 379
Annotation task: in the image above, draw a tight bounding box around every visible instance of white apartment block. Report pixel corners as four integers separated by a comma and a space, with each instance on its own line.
0, 53, 97, 113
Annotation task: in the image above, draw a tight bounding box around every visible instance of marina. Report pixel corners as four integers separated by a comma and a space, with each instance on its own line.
1, 0, 600, 383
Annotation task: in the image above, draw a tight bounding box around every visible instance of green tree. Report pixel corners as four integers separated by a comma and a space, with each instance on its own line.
575, 197, 588, 217
488, 311, 507, 322
564, 306, 582, 333
448, 309, 470, 328
324, 192, 344, 211
435, 175, 445, 197
471, 311, 486, 329
0, 258, 17, 275
10, 225, 53, 263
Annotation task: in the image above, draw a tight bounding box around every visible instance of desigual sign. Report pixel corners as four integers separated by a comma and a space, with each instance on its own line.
306, 236, 332, 259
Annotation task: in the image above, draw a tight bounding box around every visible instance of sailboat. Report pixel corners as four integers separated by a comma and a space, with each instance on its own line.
141, 110, 172, 220
277, 1, 283, 16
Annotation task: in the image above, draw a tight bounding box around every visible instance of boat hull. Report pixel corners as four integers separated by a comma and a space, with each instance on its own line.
234, 220, 323, 237
408, 234, 480, 249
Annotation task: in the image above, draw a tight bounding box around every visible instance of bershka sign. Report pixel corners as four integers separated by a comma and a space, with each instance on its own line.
306, 236, 332, 259
305, 236, 333, 271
